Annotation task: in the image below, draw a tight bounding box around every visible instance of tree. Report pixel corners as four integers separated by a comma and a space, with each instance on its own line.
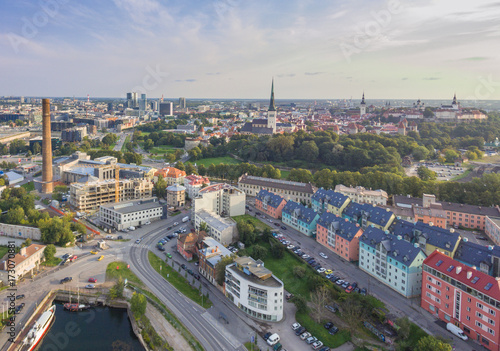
38, 216, 74, 246
270, 241, 284, 259
415, 336, 452, 351
298, 141, 319, 161
199, 221, 209, 233
396, 317, 411, 341
293, 266, 306, 278
237, 220, 255, 245
185, 162, 197, 175
417, 165, 437, 181
292, 295, 308, 313
252, 245, 268, 260
4, 206, 25, 225
443, 149, 459, 163
310, 286, 329, 323
176, 161, 185, 171
144, 139, 154, 151
44, 244, 56, 260
215, 255, 234, 286
130, 292, 147, 317
109, 277, 125, 299
154, 175, 167, 199
21, 238, 32, 248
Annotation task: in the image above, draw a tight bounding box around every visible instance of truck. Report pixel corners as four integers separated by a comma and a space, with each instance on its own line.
182, 216, 189, 223
446, 323, 468, 340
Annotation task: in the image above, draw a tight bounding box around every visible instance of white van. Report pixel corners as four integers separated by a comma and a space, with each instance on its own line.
266, 333, 280, 346
446, 323, 468, 340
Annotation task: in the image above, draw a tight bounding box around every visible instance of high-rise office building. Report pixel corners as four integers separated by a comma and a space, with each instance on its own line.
159, 102, 173, 116
127, 92, 138, 108
179, 97, 186, 109
139, 93, 147, 111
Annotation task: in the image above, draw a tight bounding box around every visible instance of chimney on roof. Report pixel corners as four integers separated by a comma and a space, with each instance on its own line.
456, 266, 462, 274
467, 271, 473, 279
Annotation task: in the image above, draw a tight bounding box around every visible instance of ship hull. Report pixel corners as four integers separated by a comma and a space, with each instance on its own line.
23, 305, 56, 351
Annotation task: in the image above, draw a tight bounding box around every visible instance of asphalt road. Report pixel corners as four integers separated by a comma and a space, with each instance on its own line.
246, 200, 477, 351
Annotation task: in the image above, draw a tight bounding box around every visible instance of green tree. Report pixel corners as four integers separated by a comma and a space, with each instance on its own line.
154, 175, 167, 199
297, 141, 319, 161
44, 244, 56, 260
417, 166, 437, 181
415, 336, 452, 351
144, 139, 154, 151
252, 245, 268, 260
396, 317, 411, 341
130, 292, 147, 317
21, 238, 32, 248
293, 266, 306, 278
185, 162, 197, 175
175, 161, 185, 171
292, 295, 308, 313
38, 216, 74, 246
270, 241, 284, 259
443, 149, 459, 163
4, 206, 25, 225
215, 255, 234, 286
199, 221, 209, 233
109, 277, 125, 299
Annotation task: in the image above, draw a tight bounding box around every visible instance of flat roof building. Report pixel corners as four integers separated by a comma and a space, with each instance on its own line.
99, 197, 163, 230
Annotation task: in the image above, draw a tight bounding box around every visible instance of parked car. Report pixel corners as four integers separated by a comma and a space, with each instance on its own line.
302, 254, 310, 260
263, 332, 272, 341
187, 269, 194, 275
90, 250, 98, 255
193, 274, 200, 280
135, 239, 142, 244
306, 336, 318, 344
165, 253, 172, 258
85, 284, 95, 289
312, 341, 323, 350
295, 326, 306, 336
324, 322, 334, 329
354, 287, 361, 294
97, 255, 104, 261
281, 226, 287, 230
60, 277, 72, 284
325, 305, 337, 313
300, 332, 311, 340
181, 264, 187, 270
317, 267, 326, 274
88, 278, 97, 283
16, 295, 25, 300
157, 245, 165, 251
291, 322, 301, 331
328, 326, 339, 335
325, 269, 333, 275
255, 212, 261, 216
335, 279, 344, 286
319, 252, 328, 259
341, 281, 349, 289
360, 288, 367, 295
345, 285, 354, 293
274, 223, 280, 226
62, 253, 70, 260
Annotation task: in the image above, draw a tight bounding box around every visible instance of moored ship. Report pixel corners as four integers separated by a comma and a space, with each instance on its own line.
21, 305, 56, 351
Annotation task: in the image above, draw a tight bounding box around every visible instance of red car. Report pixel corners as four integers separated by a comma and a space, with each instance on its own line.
345, 285, 354, 293
88, 278, 97, 283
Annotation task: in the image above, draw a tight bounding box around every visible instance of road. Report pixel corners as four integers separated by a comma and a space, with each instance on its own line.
246, 199, 477, 351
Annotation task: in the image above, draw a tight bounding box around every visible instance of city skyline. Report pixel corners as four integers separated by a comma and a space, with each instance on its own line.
1, 0, 500, 100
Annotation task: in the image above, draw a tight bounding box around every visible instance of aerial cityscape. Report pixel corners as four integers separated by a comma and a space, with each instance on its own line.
1, 1, 500, 351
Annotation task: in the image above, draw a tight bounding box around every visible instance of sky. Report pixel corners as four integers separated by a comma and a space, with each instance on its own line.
1, 0, 500, 100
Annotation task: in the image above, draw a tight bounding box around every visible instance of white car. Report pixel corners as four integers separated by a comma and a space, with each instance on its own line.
291, 322, 301, 331
300, 332, 311, 340
312, 341, 323, 350
174, 222, 179, 226
317, 267, 326, 274
302, 254, 310, 260
135, 239, 142, 244
319, 252, 328, 259
287, 245, 295, 250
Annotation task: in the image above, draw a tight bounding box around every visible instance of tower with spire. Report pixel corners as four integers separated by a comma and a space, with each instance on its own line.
360, 92, 366, 116
267, 79, 277, 133
452, 93, 458, 110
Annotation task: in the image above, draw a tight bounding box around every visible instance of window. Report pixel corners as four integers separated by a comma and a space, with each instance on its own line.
478, 302, 484, 309
476, 321, 483, 328
489, 328, 495, 335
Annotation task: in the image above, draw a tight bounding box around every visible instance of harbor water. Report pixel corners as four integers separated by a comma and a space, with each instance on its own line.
37, 302, 144, 351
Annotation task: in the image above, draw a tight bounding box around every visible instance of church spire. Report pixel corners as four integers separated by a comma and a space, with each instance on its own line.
269, 78, 276, 111
361, 92, 366, 105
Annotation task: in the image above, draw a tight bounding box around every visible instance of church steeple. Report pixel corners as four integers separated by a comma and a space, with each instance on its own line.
269, 78, 276, 112
361, 92, 366, 105
452, 93, 457, 105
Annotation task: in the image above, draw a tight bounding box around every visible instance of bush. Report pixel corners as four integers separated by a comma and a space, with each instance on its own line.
293, 266, 306, 278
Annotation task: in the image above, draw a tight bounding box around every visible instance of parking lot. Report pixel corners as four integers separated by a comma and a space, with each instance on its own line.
406, 162, 466, 181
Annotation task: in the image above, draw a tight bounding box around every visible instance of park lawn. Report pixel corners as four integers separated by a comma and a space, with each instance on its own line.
296, 311, 351, 348
150, 145, 177, 154
21, 181, 35, 192
280, 170, 290, 179
232, 214, 271, 231
106, 261, 144, 287
148, 252, 212, 308
120, 136, 130, 152
42, 257, 62, 267
195, 156, 241, 167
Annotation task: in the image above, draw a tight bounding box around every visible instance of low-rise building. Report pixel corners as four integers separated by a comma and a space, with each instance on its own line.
184, 174, 210, 199
238, 174, 316, 204
177, 231, 206, 261
282, 201, 320, 236
154, 167, 186, 185
99, 197, 163, 230
486, 216, 500, 246
0, 244, 45, 284
312, 188, 338, 214
198, 237, 233, 286
193, 183, 245, 217
255, 189, 287, 219
391, 220, 461, 257
325, 192, 351, 216
359, 227, 426, 298
166, 184, 186, 210
70, 178, 153, 211
422, 251, 500, 351
334, 184, 388, 206
316, 212, 363, 261
194, 209, 237, 246
225, 256, 284, 322
343, 202, 395, 231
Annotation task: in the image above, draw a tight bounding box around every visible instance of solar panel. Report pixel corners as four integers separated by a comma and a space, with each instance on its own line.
436, 260, 443, 267
471, 277, 479, 284
485, 283, 493, 291
447, 265, 455, 272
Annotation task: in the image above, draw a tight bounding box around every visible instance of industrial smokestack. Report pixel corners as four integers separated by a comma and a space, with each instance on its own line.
42, 98, 53, 194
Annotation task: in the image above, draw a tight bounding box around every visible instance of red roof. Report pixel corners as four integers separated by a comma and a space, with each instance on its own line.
424, 250, 500, 300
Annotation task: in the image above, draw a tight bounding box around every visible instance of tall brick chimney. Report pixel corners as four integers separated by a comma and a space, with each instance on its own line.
42, 98, 53, 194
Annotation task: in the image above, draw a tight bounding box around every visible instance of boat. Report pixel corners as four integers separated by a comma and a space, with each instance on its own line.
21, 305, 56, 351
63, 288, 90, 312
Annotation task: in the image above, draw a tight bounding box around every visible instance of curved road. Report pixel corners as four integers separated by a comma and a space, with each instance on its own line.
127, 225, 244, 351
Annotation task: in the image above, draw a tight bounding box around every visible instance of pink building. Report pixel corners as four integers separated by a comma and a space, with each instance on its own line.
255, 189, 287, 219
316, 212, 363, 262
422, 251, 500, 351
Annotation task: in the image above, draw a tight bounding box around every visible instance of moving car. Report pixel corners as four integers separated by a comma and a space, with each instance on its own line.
85, 284, 95, 289
90, 250, 98, 255
16, 295, 25, 300
88, 278, 97, 283
281, 226, 287, 230
97, 255, 104, 261
135, 239, 142, 244
319, 252, 328, 259
60, 277, 72, 284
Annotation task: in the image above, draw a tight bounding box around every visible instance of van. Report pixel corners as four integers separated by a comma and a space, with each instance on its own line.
266, 333, 280, 346
446, 323, 468, 340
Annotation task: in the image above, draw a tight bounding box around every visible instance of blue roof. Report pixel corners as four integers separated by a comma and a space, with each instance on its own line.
312, 189, 349, 208
391, 220, 460, 252
282, 201, 319, 225
256, 189, 285, 208
454, 240, 500, 269
316, 212, 361, 242
343, 202, 394, 227
360, 227, 425, 267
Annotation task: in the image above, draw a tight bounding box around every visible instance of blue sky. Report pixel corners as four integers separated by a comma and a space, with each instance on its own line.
1, 0, 500, 100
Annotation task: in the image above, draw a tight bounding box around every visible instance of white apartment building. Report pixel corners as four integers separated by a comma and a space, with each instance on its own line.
0, 244, 45, 284
225, 256, 284, 322
334, 184, 388, 206
193, 183, 245, 218
99, 198, 163, 230
194, 209, 237, 246
184, 174, 210, 199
